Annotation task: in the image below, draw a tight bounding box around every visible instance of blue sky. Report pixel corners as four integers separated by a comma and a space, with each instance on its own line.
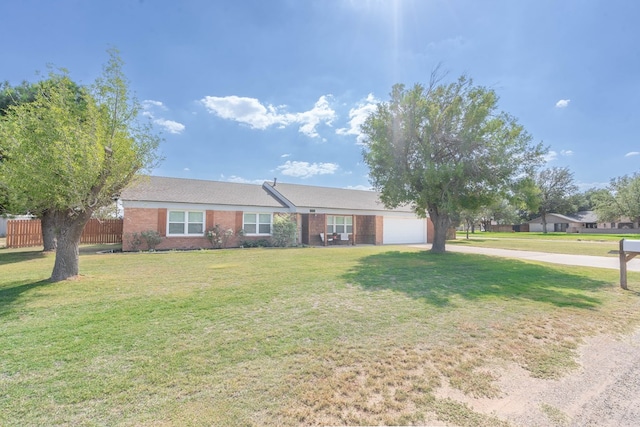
2, 0, 638, 191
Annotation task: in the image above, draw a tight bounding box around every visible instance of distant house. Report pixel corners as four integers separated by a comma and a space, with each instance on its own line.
120, 176, 434, 251
528, 210, 637, 233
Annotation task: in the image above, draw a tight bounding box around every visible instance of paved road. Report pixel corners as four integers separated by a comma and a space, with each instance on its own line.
412, 244, 640, 272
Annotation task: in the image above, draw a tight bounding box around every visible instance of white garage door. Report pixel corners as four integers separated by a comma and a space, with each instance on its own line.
383, 217, 427, 244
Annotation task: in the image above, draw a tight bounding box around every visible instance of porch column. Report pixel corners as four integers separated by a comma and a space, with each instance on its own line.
324, 214, 328, 246
352, 215, 356, 245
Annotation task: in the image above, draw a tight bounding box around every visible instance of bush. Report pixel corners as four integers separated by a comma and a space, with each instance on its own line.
206, 224, 234, 249
126, 232, 142, 251
140, 230, 163, 251
240, 239, 272, 248
271, 214, 298, 247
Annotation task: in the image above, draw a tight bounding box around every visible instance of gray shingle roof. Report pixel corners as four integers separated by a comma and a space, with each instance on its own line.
529, 210, 599, 224
121, 176, 416, 213
571, 210, 598, 223
120, 176, 287, 208
265, 182, 414, 213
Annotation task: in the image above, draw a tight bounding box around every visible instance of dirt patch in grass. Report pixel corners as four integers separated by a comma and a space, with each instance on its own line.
436, 328, 640, 426
281, 345, 508, 426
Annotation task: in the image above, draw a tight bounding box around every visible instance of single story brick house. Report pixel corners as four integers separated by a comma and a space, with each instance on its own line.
120, 176, 434, 251
528, 210, 638, 233
528, 212, 596, 232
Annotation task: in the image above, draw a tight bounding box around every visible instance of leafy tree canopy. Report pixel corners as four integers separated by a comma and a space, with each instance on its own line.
593, 173, 640, 225
529, 166, 578, 233
0, 49, 161, 280
361, 74, 545, 252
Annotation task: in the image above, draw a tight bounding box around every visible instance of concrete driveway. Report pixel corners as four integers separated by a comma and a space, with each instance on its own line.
411, 244, 640, 272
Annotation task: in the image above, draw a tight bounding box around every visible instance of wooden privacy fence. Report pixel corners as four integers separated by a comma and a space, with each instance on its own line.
6, 219, 123, 248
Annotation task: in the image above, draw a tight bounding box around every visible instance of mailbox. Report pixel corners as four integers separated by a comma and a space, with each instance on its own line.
622, 240, 640, 252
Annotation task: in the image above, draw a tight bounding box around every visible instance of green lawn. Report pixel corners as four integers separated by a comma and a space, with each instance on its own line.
466, 231, 640, 241
2, 244, 640, 426
451, 231, 640, 257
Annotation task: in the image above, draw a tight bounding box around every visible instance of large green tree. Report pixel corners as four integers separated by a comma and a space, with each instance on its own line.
530, 166, 578, 233
0, 78, 86, 250
0, 82, 38, 216
593, 173, 640, 226
478, 198, 521, 232
0, 50, 160, 281
361, 75, 545, 252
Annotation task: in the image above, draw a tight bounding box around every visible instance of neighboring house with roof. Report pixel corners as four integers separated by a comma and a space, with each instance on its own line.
528, 210, 637, 233
528, 211, 596, 233
120, 176, 434, 251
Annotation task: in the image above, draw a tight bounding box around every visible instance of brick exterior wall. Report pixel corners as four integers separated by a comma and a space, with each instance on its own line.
123, 207, 248, 251
354, 215, 377, 244
124, 207, 435, 250
427, 217, 435, 244
307, 214, 327, 246
374, 216, 384, 245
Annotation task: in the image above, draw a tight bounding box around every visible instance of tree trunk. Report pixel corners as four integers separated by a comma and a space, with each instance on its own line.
41, 210, 57, 252
50, 210, 92, 282
430, 211, 451, 253
541, 212, 548, 234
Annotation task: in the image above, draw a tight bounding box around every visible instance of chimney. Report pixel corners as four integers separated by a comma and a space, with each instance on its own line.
273, 177, 277, 187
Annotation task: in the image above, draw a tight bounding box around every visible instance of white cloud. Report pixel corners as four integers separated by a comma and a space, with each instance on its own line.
336, 93, 378, 144
625, 151, 640, 157
544, 150, 558, 162
183, 167, 190, 171
200, 96, 278, 129
281, 153, 291, 158
154, 118, 186, 134
227, 175, 267, 185
142, 99, 167, 110
555, 99, 571, 108
293, 96, 336, 138
276, 160, 338, 179
200, 95, 336, 138
345, 184, 373, 191
544, 149, 574, 162
142, 100, 185, 134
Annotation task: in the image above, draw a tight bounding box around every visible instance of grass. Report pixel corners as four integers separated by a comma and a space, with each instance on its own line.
540, 403, 570, 426
451, 231, 640, 257
2, 243, 640, 425
462, 231, 640, 241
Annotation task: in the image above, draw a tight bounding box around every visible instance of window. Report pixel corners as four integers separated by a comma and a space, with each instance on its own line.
168, 210, 204, 236
327, 216, 353, 234
243, 213, 272, 235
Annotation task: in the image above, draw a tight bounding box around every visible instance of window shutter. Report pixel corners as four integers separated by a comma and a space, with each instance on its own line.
206, 210, 215, 231
157, 208, 167, 236
236, 211, 243, 231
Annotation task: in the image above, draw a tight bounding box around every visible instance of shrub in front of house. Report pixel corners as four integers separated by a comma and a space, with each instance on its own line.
271, 214, 298, 247
140, 230, 163, 251
126, 232, 143, 251
240, 239, 272, 248
206, 224, 234, 249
